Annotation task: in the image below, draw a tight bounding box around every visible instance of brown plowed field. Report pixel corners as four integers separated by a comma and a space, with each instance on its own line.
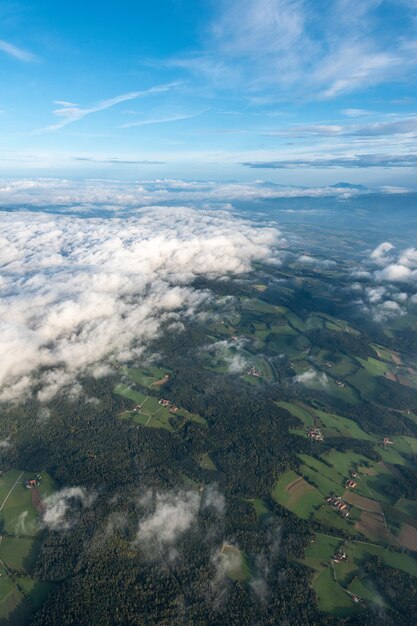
391, 353, 402, 365
31, 487, 45, 514
355, 511, 395, 545
398, 524, 417, 551
377, 461, 402, 476
342, 491, 382, 513
286, 477, 305, 494
286, 476, 318, 510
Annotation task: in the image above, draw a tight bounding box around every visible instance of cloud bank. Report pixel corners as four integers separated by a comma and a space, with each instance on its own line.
0, 177, 372, 212
0, 204, 279, 400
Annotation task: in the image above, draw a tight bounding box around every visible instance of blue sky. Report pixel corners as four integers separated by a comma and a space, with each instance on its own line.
1, 0, 417, 186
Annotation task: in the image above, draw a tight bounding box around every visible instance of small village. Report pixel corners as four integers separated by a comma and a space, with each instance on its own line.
158, 399, 178, 413
326, 496, 349, 517
307, 427, 324, 441
247, 366, 262, 378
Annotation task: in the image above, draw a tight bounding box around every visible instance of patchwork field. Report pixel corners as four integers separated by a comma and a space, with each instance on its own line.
0, 470, 56, 623
122, 366, 171, 389
313, 567, 357, 617
342, 492, 382, 513
299, 454, 344, 496
113, 290, 417, 619
398, 524, 417, 551
355, 511, 396, 545
115, 383, 206, 431
276, 402, 314, 430
299, 528, 417, 617
301, 533, 342, 569
271, 470, 322, 519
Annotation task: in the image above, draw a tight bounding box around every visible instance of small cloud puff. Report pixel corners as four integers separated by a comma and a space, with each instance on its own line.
134, 486, 225, 560
136, 490, 201, 548
370, 242, 395, 264
371, 243, 417, 286
375, 264, 417, 283
294, 368, 329, 387
42, 487, 96, 531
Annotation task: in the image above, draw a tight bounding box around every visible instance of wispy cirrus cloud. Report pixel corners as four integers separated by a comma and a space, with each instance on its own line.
74, 157, 166, 165
341, 109, 373, 117
169, 0, 417, 100
119, 110, 205, 129
34, 83, 180, 134
263, 116, 417, 139
243, 153, 417, 169
0, 39, 38, 62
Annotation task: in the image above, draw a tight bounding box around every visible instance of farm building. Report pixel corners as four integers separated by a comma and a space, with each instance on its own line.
307, 428, 324, 441
326, 496, 350, 517
24, 474, 41, 489
345, 479, 357, 489
332, 550, 348, 563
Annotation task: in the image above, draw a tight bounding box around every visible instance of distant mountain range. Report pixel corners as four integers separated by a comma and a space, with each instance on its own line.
330, 182, 369, 190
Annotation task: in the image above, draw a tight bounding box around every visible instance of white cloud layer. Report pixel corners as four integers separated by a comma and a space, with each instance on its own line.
0, 204, 279, 400
0, 177, 370, 211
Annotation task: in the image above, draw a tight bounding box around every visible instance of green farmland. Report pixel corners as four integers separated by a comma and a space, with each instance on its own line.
115, 384, 206, 431
0, 470, 56, 623
271, 470, 323, 519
